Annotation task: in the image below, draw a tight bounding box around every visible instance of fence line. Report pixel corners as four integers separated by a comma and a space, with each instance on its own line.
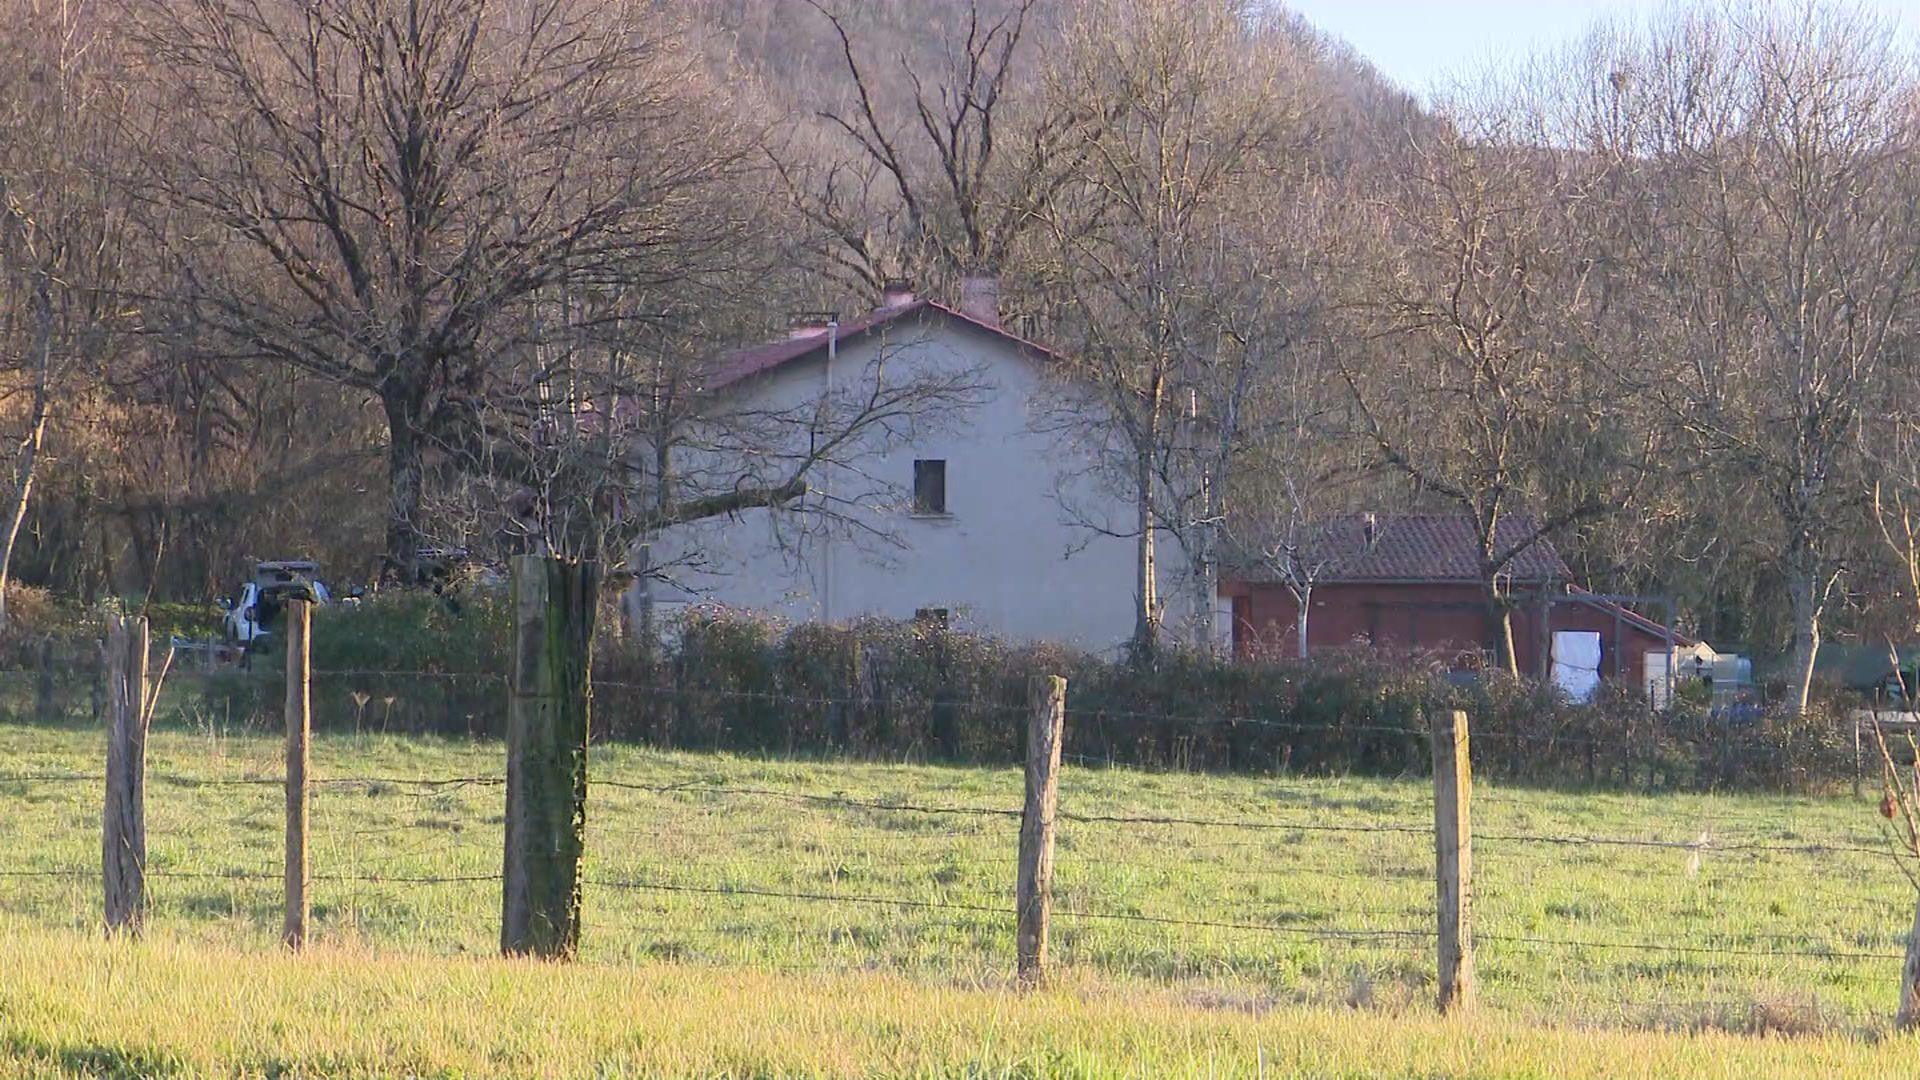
133, 869, 501, 886
19, 766, 1892, 862
8, 765, 1897, 860
570, 869, 1911, 965
1477, 932, 1908, 963
3, 757, 1910, 1001
0, 770, 509, 790
13, 663, 1846, 764
2, 579, 1915, 1034
1472, 830, 1897, 859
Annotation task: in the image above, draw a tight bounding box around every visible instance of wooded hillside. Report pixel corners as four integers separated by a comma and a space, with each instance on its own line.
1, 0, 1915, 710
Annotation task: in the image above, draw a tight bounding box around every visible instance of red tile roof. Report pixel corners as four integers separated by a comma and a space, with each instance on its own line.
1228, 513, 1574, 584
707, 299, 1063, 390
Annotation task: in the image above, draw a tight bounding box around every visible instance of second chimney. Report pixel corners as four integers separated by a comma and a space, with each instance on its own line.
959, 273, 1000, 327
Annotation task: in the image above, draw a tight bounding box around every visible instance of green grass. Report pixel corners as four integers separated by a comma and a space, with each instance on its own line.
3, 713, 1918, 1076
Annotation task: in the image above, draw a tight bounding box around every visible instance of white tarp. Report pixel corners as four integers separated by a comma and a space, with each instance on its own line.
1552, 631, 1603, 703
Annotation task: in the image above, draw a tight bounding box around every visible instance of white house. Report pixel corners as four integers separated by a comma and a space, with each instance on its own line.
638, 280, 1188, 652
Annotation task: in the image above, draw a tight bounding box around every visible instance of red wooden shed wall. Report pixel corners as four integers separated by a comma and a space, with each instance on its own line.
1220, 581, 1673, 688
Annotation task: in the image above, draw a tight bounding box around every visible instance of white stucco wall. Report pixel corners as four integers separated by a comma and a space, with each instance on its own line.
644, 310, 1186, 654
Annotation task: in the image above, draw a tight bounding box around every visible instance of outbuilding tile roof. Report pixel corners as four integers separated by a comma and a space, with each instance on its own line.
1229, 513, 1574, 584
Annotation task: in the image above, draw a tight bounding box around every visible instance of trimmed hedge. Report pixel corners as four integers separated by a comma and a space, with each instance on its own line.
14, 595, 1860, 793
600, 611, 1853, 791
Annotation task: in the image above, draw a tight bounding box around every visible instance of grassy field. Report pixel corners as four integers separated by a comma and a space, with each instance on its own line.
4, 711, 1919, 1076
4, 930, 1918, 1079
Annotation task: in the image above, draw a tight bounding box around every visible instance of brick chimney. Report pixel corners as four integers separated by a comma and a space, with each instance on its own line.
880, 278, 917, 309
959, 273, 1000, 327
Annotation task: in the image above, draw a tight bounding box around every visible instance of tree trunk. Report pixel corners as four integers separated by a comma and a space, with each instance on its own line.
1785, 569, 1821, 715
626, 543, 652, 644
1131, 440, 1159, 663
0, 288, 53, 629
628, 437, 672, 658
1295, 584, 1311, 660
1189, 520, 1215, 654
382, 392, 426, 587
1493, 607, 1520, 676
1483, 579, 1520, 677
1479, 520, 1521, 676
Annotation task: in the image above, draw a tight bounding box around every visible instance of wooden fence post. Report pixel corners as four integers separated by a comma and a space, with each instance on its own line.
502, 555, 598, 959
284, 597, 312, 949
102, 616, 154, 935
1431, 708, 1475, 1014
1017, 674, 1066, 987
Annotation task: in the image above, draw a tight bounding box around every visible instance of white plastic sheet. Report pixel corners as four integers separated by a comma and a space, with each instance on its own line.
1551, 631, 1603, 703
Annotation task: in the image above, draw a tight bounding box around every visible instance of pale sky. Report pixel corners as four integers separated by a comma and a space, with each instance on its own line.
1285, 0, 1918, 100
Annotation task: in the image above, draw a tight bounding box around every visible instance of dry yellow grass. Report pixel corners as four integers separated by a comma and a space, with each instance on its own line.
0, 926, 1916, 1079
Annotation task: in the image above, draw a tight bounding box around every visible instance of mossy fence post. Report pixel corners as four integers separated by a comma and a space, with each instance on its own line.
103, 614, 166, 935
1432, 708, 1474, 1014
501, 555, 598, 959
284, 597, 312, 950
1017, 673, 1065, 987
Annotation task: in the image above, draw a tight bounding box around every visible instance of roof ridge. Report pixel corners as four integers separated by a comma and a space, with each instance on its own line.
708, 298, 1063, 391
1221, 510, 1573, 586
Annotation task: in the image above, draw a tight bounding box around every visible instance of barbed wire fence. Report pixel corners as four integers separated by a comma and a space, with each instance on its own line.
1, 562, 1918, 1031
5, 734, 1910, 1026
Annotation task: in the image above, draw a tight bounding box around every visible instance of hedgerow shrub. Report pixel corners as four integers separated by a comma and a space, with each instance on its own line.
589, 608, 1857, 793
166, 590, 512, 738
20, 594, 1861, 792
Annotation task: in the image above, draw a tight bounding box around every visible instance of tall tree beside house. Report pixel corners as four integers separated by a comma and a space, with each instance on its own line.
0, 0, 141, 625
1031, 0, 1318, 662
129, 0, 767, 584
1155, 177, 1343, 653
1337, 88, 1639, 676
1221, 336, 1386, 659
1573, 4, 1920, 713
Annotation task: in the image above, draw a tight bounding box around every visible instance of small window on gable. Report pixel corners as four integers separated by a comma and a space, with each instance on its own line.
915, 607, 950, 630
913, 459, 947, 515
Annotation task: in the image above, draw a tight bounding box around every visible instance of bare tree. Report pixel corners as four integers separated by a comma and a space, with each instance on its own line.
1338, 98, 1634, 676
1033, 0, 1316, 662
0, 0, 138, 624
131, 0, 765, 584
1220, 339, 1383, 659
1586, 3, 1920, 712
420, 290, 987, 643
784, 0, 1088, 303
1154, 175, 1342, 653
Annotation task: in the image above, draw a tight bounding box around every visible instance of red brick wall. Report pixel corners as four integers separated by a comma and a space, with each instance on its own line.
1220, 581, 1671, 687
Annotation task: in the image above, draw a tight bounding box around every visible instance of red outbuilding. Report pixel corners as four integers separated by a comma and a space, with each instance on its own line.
1218, 514, 1689, 702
